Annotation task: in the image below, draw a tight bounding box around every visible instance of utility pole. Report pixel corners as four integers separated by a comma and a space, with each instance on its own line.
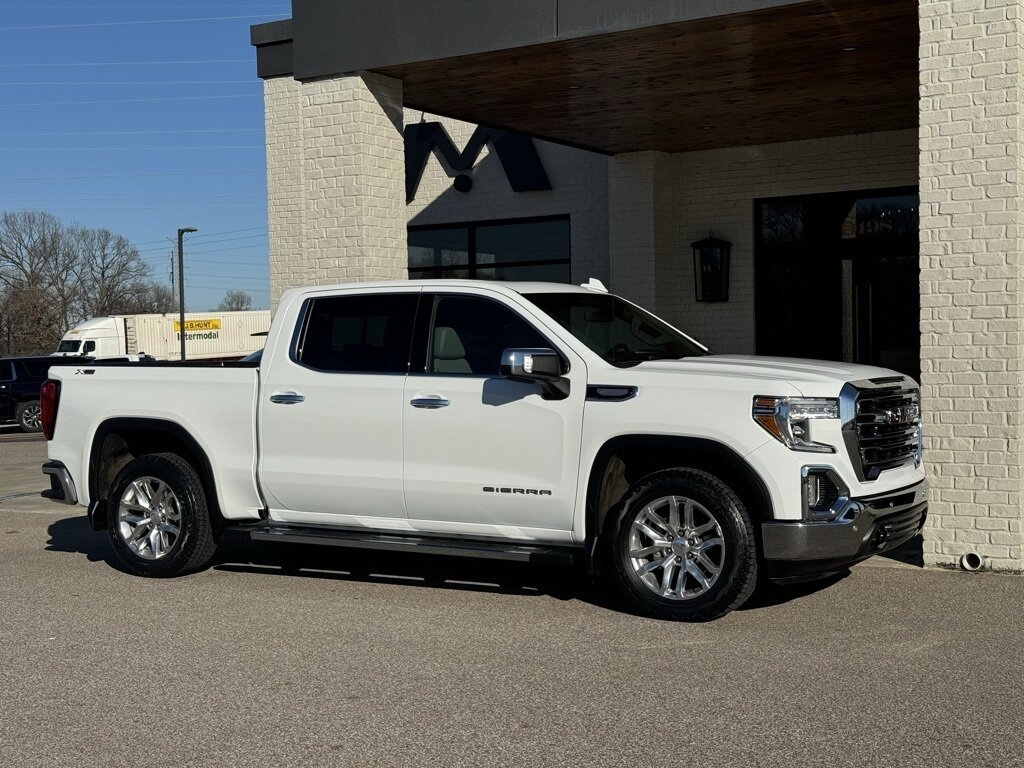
177, 227, 197, 361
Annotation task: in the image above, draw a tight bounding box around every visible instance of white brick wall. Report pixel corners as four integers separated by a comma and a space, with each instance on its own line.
660, 131, 919, 352
406, 110, 610, 284
919, 0, 1024, 570
264, 76, 307, 308
608, 151, 673, 309
264, 72, 407, 306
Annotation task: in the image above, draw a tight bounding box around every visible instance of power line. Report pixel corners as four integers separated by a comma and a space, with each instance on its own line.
2, 169, 261, 181
8, 204, 265, 212
181, 242, 271, 256
0, 4, 287, 8
185, 226, 268, 240
0, 59, 255, 67
0, 128, 262, 136
2, 192, 264, 201
0, 80, 259, 85
188, 273, 269, 281
136, 233, 268, 254
0, 146, 261, 151
0, 93, 259, 107
129, 226, 267, 249
0, 15, 283, 31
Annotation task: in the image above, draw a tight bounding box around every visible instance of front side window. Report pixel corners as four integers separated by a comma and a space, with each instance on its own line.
296, 293, 418, 373
428, 296, 548, 376
525, 293, 707, 367
0, 361, 13, 382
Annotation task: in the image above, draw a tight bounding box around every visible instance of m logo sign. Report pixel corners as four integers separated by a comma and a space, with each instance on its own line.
404, 122, 552, 203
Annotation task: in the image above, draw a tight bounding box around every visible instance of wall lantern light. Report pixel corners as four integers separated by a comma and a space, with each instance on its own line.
692, 232, 731, 302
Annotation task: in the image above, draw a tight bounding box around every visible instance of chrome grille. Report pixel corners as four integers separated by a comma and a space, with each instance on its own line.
841, 380, 921, 481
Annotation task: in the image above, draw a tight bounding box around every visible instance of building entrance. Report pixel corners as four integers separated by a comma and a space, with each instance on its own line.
755, 188, 920, 381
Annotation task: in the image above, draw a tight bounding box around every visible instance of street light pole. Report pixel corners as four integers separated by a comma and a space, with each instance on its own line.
177, 227, 197, 361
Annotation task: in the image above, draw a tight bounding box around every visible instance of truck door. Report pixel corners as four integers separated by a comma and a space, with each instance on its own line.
258, 289, 420, 523
402, 291, 586, 535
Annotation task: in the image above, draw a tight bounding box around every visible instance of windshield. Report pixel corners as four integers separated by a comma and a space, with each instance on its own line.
56, 339, 81, 353
524, 292, 708, 367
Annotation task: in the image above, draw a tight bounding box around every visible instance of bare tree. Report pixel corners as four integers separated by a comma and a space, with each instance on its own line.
217, 289, 253, 312
0, 210, 178, 355
122, 282, 178, 314
72, 226, 151, 318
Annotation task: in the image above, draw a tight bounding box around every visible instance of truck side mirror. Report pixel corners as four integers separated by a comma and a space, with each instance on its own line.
499, 348, 569, 400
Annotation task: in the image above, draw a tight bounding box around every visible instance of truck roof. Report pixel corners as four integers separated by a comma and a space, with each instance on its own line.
282, 280, 602, 298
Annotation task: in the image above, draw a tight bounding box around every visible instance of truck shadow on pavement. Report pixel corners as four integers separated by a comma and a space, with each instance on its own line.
45, 515, 849, 617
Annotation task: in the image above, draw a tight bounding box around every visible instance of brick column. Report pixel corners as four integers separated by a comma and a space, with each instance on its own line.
264, 72, 407, 306
919, 0, 1024, 569
264, 76, 308, 308
607, 152, 675, 311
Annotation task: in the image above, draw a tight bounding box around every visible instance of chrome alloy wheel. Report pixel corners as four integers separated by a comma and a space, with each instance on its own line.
117, 476, 183, 560
628, 495, 725, 601
21, 404, 41, 430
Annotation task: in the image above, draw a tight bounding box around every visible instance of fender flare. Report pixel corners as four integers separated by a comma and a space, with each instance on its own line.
87, 417, 220, 529
584, 434, 774, 546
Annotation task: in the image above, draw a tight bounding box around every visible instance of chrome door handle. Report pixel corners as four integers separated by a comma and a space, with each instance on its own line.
410, 396, 450, 409
270, 391, 305, 405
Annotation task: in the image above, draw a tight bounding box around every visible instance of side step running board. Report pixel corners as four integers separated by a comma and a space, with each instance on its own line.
238, 524, 580, 565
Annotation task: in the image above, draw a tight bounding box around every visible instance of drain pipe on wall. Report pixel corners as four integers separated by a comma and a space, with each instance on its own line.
960, 552, 984, 572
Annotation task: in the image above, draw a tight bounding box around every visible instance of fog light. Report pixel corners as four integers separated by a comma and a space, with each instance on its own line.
801, 467, 849, 521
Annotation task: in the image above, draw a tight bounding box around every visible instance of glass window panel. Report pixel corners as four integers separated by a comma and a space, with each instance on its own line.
475, 219, 570, 265
298, 293, 418, 373
485, 262, 570, 282
408, 228, 469, 269
16, 359, 48, 378
761, 202, 804, 244
847, 195, 919, 238
429, 296, 548, 375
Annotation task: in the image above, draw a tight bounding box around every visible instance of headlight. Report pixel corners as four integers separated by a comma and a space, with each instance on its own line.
753, 396, 838, 453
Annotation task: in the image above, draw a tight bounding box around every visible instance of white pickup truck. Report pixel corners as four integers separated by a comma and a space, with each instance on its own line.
40, 280, 926, 620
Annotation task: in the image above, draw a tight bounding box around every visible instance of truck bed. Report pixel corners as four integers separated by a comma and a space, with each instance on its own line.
46, 363, 263, 520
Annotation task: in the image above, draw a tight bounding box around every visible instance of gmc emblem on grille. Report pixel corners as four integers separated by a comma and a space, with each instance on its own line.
882, 404, 920, 425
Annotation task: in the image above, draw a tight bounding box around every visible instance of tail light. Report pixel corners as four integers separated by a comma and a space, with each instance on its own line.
40, 379, 60, 440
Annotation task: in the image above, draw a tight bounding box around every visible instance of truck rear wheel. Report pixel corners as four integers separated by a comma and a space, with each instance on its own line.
16, 401, 41, 433
107, 453, 217, 577
607, 468, 758, 621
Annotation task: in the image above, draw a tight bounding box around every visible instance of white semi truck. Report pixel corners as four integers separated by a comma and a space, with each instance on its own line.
52, 311, 271, 361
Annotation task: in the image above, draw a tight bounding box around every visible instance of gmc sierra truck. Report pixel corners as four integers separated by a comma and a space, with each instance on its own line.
40, 280, 926, 620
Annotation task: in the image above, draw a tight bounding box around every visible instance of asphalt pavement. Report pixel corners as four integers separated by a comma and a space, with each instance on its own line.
1, 435, 1022, 767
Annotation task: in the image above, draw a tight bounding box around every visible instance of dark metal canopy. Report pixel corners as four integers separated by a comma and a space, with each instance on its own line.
253, 0, 917, 154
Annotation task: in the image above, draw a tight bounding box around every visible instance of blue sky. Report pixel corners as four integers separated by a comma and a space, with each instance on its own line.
0, 1, 291, 310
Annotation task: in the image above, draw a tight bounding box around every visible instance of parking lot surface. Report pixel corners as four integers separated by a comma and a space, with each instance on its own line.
2, 437, 1022, 767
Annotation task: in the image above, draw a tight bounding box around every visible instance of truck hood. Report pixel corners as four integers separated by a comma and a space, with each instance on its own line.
632, 355, 912, 396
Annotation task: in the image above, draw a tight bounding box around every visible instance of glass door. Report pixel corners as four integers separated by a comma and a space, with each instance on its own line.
755, 188, 919, 380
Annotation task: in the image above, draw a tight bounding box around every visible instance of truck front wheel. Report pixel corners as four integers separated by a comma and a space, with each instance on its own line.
107, 453, 217, 577
607, 468, 758, 621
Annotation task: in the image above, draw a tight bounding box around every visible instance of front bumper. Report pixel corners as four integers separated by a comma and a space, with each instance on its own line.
41, 460, 78, 505
761, 480, 927, 576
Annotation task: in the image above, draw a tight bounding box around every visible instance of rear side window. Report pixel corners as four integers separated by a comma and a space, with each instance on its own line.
0, 362, 13, 382
297, 293, 418, 373
15, 359, 48, 379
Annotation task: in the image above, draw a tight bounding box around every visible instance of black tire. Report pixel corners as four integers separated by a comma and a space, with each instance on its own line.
16, 400, 41, 433
606, 468, 758, 621
107, 453, 217, 578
